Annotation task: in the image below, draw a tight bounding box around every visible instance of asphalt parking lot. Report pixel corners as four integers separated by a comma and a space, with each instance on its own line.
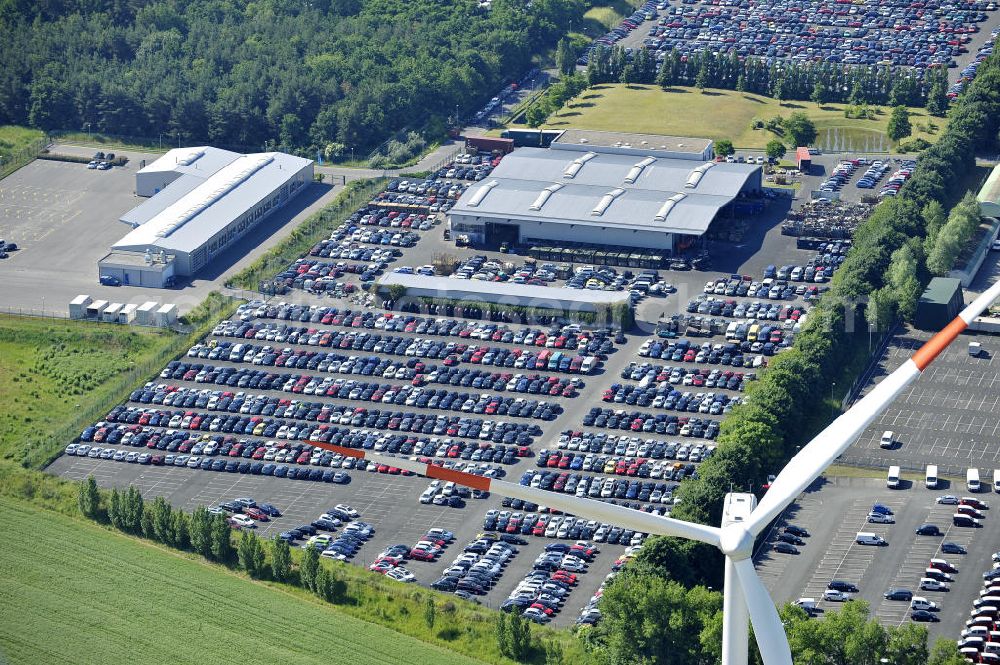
41, 147, 886, 629
0, 149, 341, 315
841, 327, 1000, 477
757, 476, 1000, 640
48, 447, 623, 625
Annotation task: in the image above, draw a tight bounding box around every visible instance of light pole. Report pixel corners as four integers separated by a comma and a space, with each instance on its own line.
830, 381, 837, 417
83, 123, 91, 140
158, 132, 163, 150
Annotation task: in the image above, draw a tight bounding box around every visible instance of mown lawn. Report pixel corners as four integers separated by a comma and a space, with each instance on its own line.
582, 0, 637, 33
0, 496, 486, 665
546, 84, 945, 150
0, 315, 175, 466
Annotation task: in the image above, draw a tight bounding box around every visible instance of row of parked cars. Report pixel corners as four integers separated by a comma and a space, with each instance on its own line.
583, 408, 720, 439
619, 361, 757, 390
602, 384, 741, 415
116, 388, 540, 446
230, 306, 617, 359
956, 539, 1000, 662
556, 430, 715, 460
635, 337, 769, 367
536, 449, 702, 483
518, 468, 690, 507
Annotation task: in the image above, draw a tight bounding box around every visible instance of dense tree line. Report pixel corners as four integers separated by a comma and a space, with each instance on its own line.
585, 44, 950, 115
84, 476, 346, 603
0, 0, 585, 152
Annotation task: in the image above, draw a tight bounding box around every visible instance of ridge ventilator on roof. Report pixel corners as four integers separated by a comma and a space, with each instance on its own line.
175, 148, 205, 166
563, 152, 598, 179
529, 183, 564, 211
466, 180, 499, 207
654, 193, 687, 222
624, 157, 657, 184
591, 188, 626, 217
155, 155, 274, 238
685, 161, 716, 189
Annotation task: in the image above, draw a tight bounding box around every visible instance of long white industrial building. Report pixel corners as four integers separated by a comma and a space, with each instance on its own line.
99, 146, 313, 287
448, 133, 761, 253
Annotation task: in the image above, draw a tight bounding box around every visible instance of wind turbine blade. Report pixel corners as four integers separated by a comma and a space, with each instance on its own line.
306, 441, 721, 546
745, 278, 1000, 536
732, 558, 792, 665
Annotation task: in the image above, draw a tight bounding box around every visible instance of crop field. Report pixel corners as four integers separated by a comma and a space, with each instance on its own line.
0, 315, 175, 465
545, 84, 945, 150
0, 496, 485, 665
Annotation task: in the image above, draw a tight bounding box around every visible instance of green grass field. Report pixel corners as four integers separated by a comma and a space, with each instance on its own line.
0, 316, 175, 466
546, 84, 945, 150
0, 126, 44, 155
0, 496, 485, 665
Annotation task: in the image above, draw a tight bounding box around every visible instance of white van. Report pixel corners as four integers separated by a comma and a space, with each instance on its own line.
994, 468, 1000, 493
925, 465, 939, 489
580, 357, 598, 375
887, 465, 901, 489
856, 532, 887, 546
969, 468, 982, 493
879, 431, 894, 449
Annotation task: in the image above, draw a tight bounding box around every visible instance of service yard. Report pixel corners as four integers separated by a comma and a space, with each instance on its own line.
0, 149, 338, 315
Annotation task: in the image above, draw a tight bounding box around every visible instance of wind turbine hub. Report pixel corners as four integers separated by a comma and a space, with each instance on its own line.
719, 525, 754, 560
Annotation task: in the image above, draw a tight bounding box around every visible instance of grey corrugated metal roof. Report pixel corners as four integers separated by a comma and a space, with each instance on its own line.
120, 174, 204, 227
449, 148, 758, 235
552, 129, 712, 154
491, 148, 756, 195
454, 177, 727, 234
114, 151, 313, 254
378, 273, 628, 306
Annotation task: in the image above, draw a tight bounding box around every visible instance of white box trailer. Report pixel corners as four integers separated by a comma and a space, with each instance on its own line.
118, 303, 138, 324
102, 303, 123, 322
155, 303, 177, 327
135, 301, 158, 326
69, 295, 92, 319
86, 300, 109, 319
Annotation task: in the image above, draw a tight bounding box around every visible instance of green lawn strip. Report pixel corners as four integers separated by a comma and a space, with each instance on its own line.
0, 496, 487, 665
546, 85, 942, 149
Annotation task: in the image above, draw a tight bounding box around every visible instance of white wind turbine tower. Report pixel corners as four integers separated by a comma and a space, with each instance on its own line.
309, 279, 1000, 665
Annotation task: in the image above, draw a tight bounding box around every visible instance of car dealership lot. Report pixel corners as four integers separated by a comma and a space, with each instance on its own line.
757, 476, 1000, 639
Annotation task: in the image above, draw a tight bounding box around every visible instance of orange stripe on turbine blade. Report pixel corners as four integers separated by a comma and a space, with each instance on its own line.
307, 440, 366, 459
912, 317, 968, 371
425, 464, 493, 491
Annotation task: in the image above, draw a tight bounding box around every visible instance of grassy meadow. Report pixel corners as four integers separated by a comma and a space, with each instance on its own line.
545, 84, 945, 150
0, 496, 487, 665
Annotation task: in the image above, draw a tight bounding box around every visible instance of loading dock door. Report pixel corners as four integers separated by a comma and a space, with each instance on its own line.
484, 222, 519, 247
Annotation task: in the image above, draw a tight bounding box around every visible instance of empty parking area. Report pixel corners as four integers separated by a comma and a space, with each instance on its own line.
843, 328, 1000, 475
757, 476, 1000, 639
0, 157, 152, 310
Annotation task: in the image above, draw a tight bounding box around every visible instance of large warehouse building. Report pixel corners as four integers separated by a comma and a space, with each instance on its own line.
448, 131, 761, 254
99, 147, 313, 287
